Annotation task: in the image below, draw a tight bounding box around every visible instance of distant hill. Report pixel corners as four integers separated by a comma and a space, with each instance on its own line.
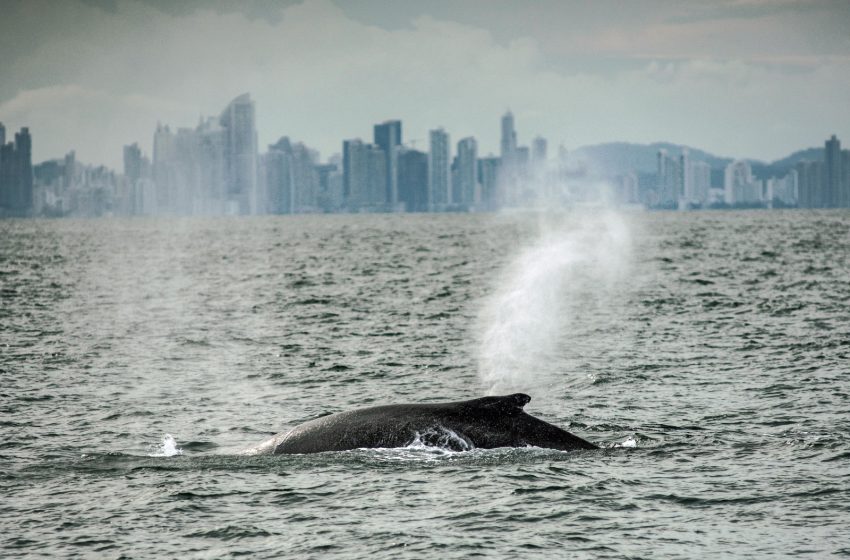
753, 147, 824, 178
570, 142, 823, 179
569, 142, 732, 176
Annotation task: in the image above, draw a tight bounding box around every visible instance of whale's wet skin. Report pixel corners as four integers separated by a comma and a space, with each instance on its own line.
3, 212, 850, 558
248, 393, 597, 454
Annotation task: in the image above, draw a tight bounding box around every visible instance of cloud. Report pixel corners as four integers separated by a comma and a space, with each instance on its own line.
0, 85, 194, 165
1, 0, 848, 168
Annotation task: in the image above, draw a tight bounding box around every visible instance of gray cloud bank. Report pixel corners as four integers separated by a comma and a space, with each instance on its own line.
1, 0, 848, 168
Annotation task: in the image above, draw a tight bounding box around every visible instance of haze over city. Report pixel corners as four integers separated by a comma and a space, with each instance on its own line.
2, 0, 849, 169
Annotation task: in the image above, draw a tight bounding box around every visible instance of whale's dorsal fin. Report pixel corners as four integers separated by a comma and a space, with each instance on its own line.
469, 393, 531, 416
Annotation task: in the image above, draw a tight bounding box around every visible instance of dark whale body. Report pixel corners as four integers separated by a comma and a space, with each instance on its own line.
248, 393, 597, 454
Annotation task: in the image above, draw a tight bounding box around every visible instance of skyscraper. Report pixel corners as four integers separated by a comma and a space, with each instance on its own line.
842, 149, 850, 208
343, 139, 385, 210
498, 111, 524, 207
122, 142, 154, 215
478, 156, 500, 210
531, 136, 547, 167
342, 139, 359, 202
766, 171, 798, 207
724, 160, 759, 205
500, 111, 517, 163
123, 142, 143, 214
656, 149, 681, 207
690, 161, 711, 205
398, 148, 428, 212
265, 137, 295, 214
0, 141, 13, 211
290, 142, 319, 213
367, 144, 387, 209
679, 149, 690, 206
373, 120, 402, 208
796, 160, 824, 209
314, 163, 342, 212
124, 143, 143, 182
455, 137, 478, 207
429, 128, 450, 210
219, 93, 258, 214
0, 123, 7, 210
152, 123, 176, 212
265, 137, 319, 214
15, 128, 33, 214
196, 117, 227, 213
0, 127, 33, 216
825, 135, 842, 208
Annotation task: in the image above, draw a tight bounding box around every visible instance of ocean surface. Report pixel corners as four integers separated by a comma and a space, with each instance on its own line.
2, 210, 849, 559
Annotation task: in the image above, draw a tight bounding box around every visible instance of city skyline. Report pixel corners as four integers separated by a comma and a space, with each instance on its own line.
1, 0, 849, 169
4, 90, 848, 218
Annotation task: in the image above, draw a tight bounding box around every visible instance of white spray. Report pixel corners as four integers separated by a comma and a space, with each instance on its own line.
148, 433, 183, 457
477, 207, 632, 396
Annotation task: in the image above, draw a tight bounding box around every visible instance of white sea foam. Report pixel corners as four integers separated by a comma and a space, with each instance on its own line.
615, 436, 638, 448
409, 426, 473, 452
148, 433, 183, 457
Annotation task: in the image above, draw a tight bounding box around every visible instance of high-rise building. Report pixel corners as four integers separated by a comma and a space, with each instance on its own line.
173, 127, 201, 214
196, 117, 227, 213
500, 111, 517, 163
825, 135, 841, 208
690, 161, 712, 205
343, 139, 362, 204
478, 156, 500, 210
724, 160, 760, 205
219, 93, 258, 214
0, 126, 33, 216
315, 163, 342, 212
429, 128, 450, 210
343, 139, 385, 210
123, 142, 155, 215
0, 123, 8, 209
497, 111, 525, 207
515, 146, 530, 168
373, 120, 402, 207
615, 172, 639, 204
455, 137, 477, 207
766, 171, 798, 207
124, 143, 143, 183
151, 124, 196, 214
152, 107, 242, 216
63, 151, 76, 191
796, 160, 825, 208
398, 148, 429, 212
152, 123, 176, 212
842, 149, 850, 208
656, 149, 681, 207
265, 137, 294, 214
679, 149, 690, 206
531, 136, 547, 167
15, 128, 33, 214
0, 142, 13, 211
291, 142, 319, 212
265, 136, 319, 214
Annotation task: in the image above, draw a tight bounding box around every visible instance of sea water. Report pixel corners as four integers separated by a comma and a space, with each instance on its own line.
2, 211, 848, 558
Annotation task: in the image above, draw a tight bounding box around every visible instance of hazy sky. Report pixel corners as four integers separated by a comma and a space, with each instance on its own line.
1, 0, 849, 169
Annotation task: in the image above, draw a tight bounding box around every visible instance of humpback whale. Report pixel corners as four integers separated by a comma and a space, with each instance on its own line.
247, 393, 597, 454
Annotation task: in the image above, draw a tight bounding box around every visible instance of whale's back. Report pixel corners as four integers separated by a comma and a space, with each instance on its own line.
247, 394, 597, 455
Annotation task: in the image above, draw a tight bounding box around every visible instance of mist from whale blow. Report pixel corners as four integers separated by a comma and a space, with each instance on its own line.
477, 209, 632, 395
